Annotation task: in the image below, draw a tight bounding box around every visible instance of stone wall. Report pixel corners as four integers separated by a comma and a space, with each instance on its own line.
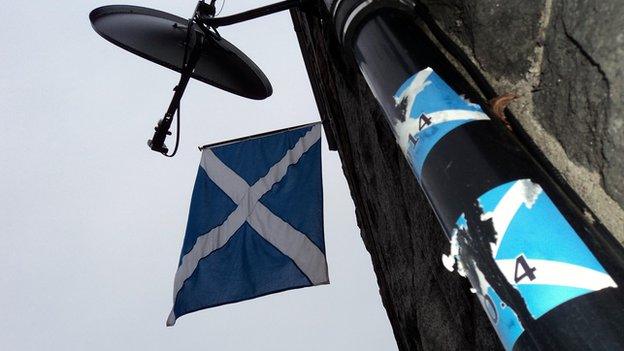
418, 0, 624, 240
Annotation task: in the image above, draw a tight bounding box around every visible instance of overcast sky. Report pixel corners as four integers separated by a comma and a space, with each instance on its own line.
1, 0, 397, 349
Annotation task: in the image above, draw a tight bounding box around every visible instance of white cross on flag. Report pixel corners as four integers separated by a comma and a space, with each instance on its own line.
167, 122, 328, 326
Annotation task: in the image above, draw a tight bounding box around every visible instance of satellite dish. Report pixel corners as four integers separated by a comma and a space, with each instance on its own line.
89, 5, 272, 100
89, 0, 309, 156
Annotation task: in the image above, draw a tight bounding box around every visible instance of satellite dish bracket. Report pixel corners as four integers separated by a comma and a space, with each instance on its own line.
197, 0, 310, 29
148, 0, 312, 156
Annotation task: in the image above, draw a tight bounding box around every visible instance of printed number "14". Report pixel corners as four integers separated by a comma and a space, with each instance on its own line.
514, 255, 537, 283
408, 114, 433, 146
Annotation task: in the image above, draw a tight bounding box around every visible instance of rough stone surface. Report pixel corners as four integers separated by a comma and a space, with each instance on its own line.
291, 10, 503, 351
422, 0, 543, 81
536, 0, 624, 205
418, 0, 624, 240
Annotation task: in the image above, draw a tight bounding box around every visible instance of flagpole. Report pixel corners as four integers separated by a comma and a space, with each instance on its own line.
198, 121, 320, 150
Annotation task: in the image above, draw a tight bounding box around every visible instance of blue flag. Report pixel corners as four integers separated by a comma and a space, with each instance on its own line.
167, 122, 328, 326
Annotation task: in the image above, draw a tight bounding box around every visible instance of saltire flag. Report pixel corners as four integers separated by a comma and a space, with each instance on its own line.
167, 122, 328, 326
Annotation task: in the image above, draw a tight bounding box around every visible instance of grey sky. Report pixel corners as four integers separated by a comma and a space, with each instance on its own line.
1, 0, 396, 350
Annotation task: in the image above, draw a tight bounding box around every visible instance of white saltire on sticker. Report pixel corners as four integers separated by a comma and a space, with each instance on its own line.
496, 258, 617, 291
392, 67, 489, 174
394, 109, 489, 154
442, 179, 618, 350
481, 179, 542, 257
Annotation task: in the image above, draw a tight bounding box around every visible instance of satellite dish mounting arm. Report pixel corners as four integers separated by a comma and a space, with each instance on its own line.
148, 35, 204, 155
198, 0, 310, 29
149, 0, 312, 155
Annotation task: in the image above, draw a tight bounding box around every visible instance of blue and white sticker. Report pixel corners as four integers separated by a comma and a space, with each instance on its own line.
443, 179, 617, 350
393, 67, 489, 176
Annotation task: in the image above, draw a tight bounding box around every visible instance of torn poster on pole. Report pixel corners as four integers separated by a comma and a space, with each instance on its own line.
167, 122, 328, 326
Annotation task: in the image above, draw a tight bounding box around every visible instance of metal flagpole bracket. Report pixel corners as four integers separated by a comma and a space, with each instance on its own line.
196, 0, 312, 30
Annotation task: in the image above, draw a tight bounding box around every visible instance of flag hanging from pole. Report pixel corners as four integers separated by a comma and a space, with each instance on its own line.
167, 122, 328, 326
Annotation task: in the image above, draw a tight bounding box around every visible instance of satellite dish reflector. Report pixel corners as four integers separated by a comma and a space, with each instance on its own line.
89, 5, 272, 100
89, 0, 308, 156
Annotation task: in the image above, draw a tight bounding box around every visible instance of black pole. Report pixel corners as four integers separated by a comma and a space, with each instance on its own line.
326, 1, 624, 350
